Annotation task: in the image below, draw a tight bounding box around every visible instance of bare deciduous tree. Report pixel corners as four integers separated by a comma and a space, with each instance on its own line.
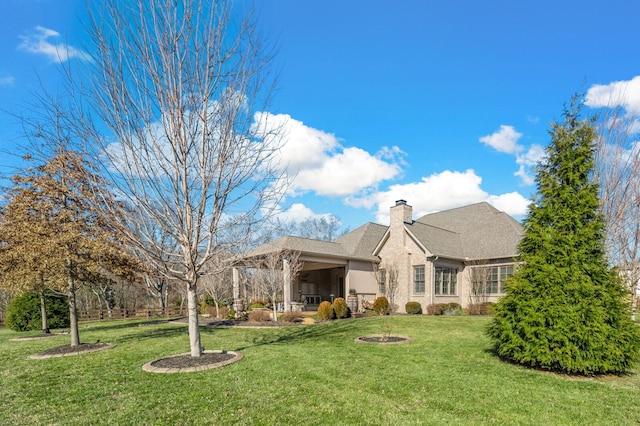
271, 214, 348, 242
65, 0, 285, 356
593, 105, 640, 308
468, 262, 491, 306
373, 261, 399, 312
252, 249, 302, 321
199, 254, 234, 319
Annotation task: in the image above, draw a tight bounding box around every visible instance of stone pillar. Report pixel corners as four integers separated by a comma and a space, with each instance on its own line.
283, 258, 291, 312
232, 267, 243, 317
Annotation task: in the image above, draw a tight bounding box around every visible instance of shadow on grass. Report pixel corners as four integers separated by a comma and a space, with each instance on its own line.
78, 318, 177, 333
482, 347, 634, 378
88, 316, 374, 350
232, 319, 360, 351
112, 323, 188, 344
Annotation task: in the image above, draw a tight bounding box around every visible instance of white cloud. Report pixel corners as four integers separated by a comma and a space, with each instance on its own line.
253, 112, 404, 197
479, 125, 523, 154
480, 125, 543, 185
273, 203, 324, 222
585, 76, 640, 114
349, 169, 530, 224
18, 26, 90, 63
486, 192, 530, 216
0, 76, 15, 86
514, 144, 545, 185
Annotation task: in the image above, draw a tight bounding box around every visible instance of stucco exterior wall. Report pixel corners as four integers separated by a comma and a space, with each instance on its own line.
345, 260, 376, 296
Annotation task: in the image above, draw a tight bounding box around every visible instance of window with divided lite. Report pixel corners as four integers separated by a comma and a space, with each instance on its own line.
471, 265, 514, 295
378, 269, 386, 295
435, 266, 457, 295
413, 265, 425, 294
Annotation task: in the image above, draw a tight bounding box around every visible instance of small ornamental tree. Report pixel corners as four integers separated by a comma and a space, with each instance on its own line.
487, 97, 640, 375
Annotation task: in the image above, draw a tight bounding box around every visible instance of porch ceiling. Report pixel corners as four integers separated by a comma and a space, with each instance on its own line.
301, 259, 346, 271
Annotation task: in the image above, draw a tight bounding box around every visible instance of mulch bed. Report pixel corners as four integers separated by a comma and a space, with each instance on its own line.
29, 343, 115, 359
355, 335, 412, 344
150, 351, 235, 369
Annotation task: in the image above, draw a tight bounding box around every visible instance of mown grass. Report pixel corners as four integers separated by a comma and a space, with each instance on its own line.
1, 316, 639, 425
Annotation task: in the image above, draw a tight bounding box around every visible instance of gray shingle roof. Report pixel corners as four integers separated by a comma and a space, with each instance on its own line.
246, 222, 387, 262
246, 202, 522, 263
334, 222, 388, 261
413, 202, 523, 260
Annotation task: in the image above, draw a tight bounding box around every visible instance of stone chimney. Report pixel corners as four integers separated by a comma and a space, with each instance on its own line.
390, 199, 412, 228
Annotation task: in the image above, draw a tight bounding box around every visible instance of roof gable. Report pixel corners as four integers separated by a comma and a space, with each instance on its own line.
412, 202, 523, 260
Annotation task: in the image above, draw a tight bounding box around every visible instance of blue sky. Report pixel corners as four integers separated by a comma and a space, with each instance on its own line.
2, 0, 640, 231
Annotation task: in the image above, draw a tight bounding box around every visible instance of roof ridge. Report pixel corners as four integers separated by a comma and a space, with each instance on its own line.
408, 220, 460, 235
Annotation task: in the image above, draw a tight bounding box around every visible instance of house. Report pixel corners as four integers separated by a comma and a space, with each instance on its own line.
235, 200, 523, 313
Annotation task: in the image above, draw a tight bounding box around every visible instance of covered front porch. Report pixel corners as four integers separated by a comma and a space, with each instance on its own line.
233, 232, 382, 314
293, 259, 346, 310
230, 255, 348, 313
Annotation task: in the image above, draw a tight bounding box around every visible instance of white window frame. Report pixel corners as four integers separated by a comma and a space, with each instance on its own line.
434, 266, 458, 296
413, 265, 425, 294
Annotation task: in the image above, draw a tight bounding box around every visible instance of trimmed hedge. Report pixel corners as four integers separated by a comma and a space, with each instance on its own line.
280, 311, 304, 323
373, 296, 389, 316
332, 297, 349, 319
405, 301, 422, 315
247, 309, 271, 322
317, 301, 334, 320
468, 302, 494, 315
426, 303, 462, 316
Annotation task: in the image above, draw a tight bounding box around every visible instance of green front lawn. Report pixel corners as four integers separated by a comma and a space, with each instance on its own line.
1, 316, 638, 425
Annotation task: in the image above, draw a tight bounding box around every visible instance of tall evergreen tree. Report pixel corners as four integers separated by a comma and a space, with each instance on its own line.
487, 97, 640, 375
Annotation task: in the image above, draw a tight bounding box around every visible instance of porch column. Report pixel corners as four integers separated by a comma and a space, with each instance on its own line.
283, 258, 291, 312
344, 261, 351, 294
232, 267, 243, 318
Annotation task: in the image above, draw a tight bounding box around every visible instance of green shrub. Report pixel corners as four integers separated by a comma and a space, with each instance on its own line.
249, 301, 267, 309
405, 301, 422, 315
280, 311, 304, 323
443, 303, 462, 315
317, 301, 334, 320
468, 302, 494, 315
332, 297, 349, 319
247, 309, 271, 322
227, 307, 236, 319
5, 291, 69, 332
426, 304, 444, 315
373, 296, 389, 316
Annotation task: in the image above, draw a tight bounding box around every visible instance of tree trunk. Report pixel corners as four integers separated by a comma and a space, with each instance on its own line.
39, 288, 50, 334
187, 283, 202, 357
68, 281, 80, 347
67, 259, 80, 347
214, 295, 220, 319
272, 291, 278, 321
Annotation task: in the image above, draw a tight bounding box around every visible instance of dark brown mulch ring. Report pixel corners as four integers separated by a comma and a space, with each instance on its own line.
29, 343, 115, 359
150, 351, 235, 369
354, 335, 412, 345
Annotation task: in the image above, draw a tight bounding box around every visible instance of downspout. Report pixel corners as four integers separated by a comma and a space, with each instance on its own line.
430, 255, 438, 307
